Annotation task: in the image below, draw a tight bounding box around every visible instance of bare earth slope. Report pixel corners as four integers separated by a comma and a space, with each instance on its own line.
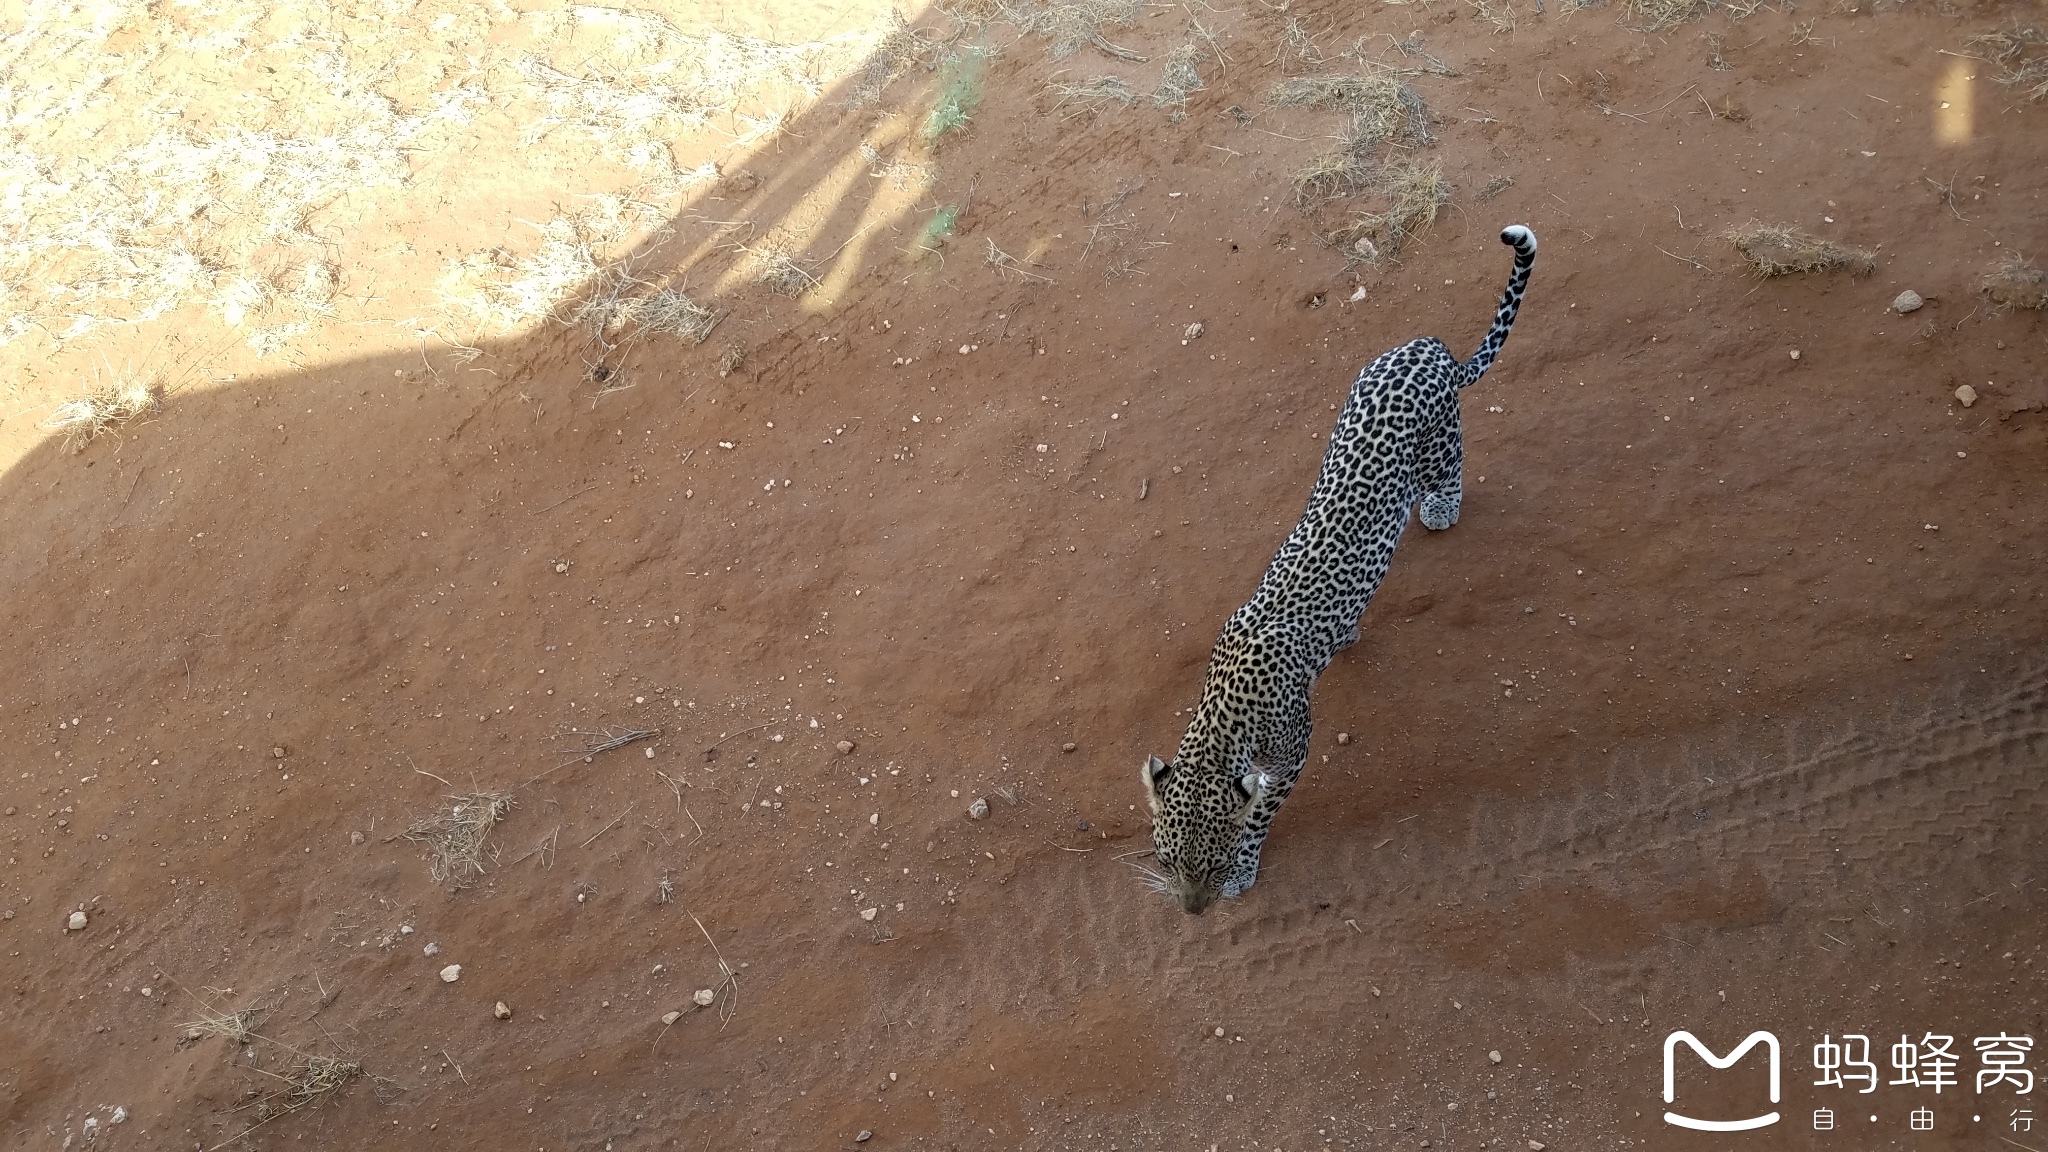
1, 0, 2044, 1148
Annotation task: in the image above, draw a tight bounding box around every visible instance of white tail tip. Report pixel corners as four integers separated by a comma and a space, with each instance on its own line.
1500, 225, 1537, 256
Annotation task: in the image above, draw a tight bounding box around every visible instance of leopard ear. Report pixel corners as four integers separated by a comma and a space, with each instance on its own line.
1141, 755, 1170, 815
1234, 772, 1266, 822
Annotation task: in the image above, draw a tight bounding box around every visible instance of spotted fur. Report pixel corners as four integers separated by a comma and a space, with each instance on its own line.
1141, 225, 1538, 915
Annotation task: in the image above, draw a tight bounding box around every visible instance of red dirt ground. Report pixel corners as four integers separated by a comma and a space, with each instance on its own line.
3, 1, 2045, 1149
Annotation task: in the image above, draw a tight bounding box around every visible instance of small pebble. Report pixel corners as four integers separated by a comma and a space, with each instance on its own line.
400, 925, 414, 935
1490, 1050, 1503, 1063
271, 746, 286, 759
495, 1001, 513, 1020
1529, 1142, 1547, 1151
1789, 349, 1801, 360
67, 910, 87, 931
837, 740, 856, 755
349, 831, 365, 845
440, 964, 462, 983
662, 1010, 682, 1025
554, 561, 570, 574
1061, 742, 1077, 753
1336, 732, 1351, 745
967, 798, 990, 820
860, 907, 879, 921
1956, 383, 1978, 407
1892, 289, 1924, 313
693, 988, 716, 1006
856, 1132, 873, 1144
424, 943, 441, 956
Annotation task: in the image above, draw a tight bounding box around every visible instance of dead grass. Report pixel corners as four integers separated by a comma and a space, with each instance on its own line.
1266, 75, 1430, 209
995, 0, 1145, 61
1723, 222, 1876, 277
1153, 44, 1207, 109
1047, 75, 1140, 117
847, 16, 943, 108
42, 373, 163, 450
1328, 160, 1448, 261
178, 1001, 270, 1045
404, 792, 515, 887
1966, 24, 2048, 101
1981, 251, 2048, 311
1626, 0, 1712, 31
753, 249, 822, 297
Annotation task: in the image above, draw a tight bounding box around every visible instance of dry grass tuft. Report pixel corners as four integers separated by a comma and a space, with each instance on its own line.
612, 290, 721, 343
1266, 75, 1430, 147
405, 792, 515, 887
1981, 251, 2048, 311
179, 1001, 269, 1045
1153, 44, 1207, 108
1047, 75, 1139, 117
42, 374, 163, 450
1723, 223, 1876, 277
995, 0, 1145, 61
1328, 160, 1448, 261
847, 16, 942, 107
1266, 75, 1430, 209
1967, 24, 2048, 101
1626, 0, 1711, 30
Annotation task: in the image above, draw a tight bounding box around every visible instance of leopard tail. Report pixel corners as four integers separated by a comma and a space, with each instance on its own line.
1458, 224, 1538, 388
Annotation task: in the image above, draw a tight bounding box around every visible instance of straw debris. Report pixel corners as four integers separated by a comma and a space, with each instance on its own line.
1329, 160, 1449, 262
1723, 222, 1876, 277
405, 792, 515, 888
1047, 75, 1139, 118
1266, 75, 1430, 208
995, 0, 1146, 61
1981, 251, 2048, 311
42, 374, 163, 450
1626, 0, 1711, 31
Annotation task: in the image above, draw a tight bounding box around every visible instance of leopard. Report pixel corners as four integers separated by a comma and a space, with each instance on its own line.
1141, 224, 1538, 915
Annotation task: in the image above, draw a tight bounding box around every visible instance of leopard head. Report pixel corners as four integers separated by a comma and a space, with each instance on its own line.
1141, 754, 1263, 915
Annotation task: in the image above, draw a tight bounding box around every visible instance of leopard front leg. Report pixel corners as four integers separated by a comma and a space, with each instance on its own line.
1222, 762, 1304, 898
1417, 413, 1465, 531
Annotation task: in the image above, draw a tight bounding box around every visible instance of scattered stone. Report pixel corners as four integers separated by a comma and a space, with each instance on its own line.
1956, 383, 1978, 407
1336, 732, 1351, 745
109, 1107, 126, 1125
440, 964, 462, 983
967, 798, 990, 820
424, 942, 440, 957
1789, 349, 1801, 360
271, 746, 286, 759
693, 988, 716, 1006
856, 1131, 873, 1143
349, 831, 365, 845
1528, 1142, 1545, 1151
67, 910, 87, 931
494, 1001, 513, 1020
554, 561, 570, 574
1, 910, 12, 921
1061, 742, 1077, 753
662, 1010, 682, 1025
400, 925, 414, 935
859, 907, 879, 921
1490, 1050, 1503, 1063
837, 740, 856, 755
1892, 289, 1924, 313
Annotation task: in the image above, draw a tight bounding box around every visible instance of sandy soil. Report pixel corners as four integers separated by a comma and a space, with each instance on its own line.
2, 0, 2045, 1148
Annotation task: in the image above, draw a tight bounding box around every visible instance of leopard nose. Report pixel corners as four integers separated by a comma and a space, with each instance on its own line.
1179, 888, 1215, 915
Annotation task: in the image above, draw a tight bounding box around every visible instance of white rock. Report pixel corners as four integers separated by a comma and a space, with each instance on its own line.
494, 1001, 513, 1020
1956, 384, 1978, 407
440, 964, 462, 983
967, 798, 990, 820
860, 907, 879, 921
1529, 1142, 1546, 1151
1789, 349, 1801, 360
67, 911, 86, 931
662, 1010, 682, 1025
869, 812, 879, 826
1349, 285, 1368, 302
1892, 289, 1924, 313
837, 740, 856, 755
1490, 1050, 1503, 1063
400, 925, 414, 935
693, 988, 716, 1006
423, 942, 440, 956
109, 1107, 126, 1124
